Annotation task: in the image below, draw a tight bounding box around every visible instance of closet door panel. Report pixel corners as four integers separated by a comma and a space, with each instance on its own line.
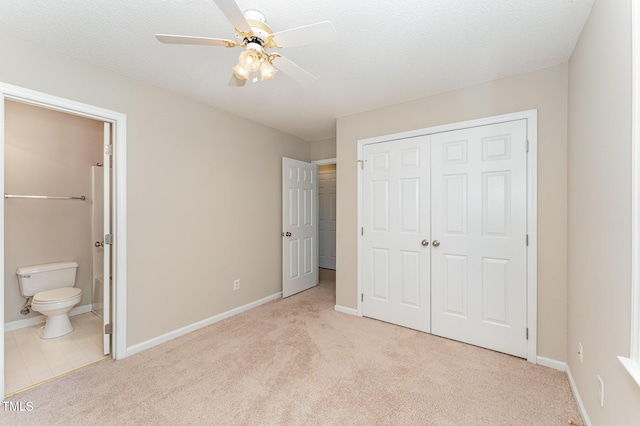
430, 119, 528, 358
362, 136, 431, 332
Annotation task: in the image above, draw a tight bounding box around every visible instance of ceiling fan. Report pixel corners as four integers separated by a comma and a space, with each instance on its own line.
156, 0, 337, 87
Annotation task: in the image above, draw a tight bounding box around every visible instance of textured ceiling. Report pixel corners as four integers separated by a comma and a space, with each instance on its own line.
0, 0, 594, 141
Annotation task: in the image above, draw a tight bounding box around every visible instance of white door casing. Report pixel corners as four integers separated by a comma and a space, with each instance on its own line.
361, 136, 431, 332
102, 123, 112, 356
282, 158, 318, 297
318, 167, 337, 270
430, 119, 528, 358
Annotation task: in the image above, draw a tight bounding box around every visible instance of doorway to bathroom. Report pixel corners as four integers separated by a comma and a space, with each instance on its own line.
0, 83, 128, 399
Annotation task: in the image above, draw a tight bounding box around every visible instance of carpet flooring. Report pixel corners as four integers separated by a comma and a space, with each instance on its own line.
2, 269, 582, 425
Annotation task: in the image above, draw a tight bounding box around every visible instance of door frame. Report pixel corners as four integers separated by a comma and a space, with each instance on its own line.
0, 82, 128, 398
620, 0, 640, 384
356, 109, 538, 363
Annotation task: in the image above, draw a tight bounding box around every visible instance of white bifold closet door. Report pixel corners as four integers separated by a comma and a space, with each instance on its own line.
362, 136, 431, 332
361, 119, 528, 358
430, 120, 527, 358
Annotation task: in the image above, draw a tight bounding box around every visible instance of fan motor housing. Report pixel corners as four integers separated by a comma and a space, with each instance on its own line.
236, 10, 273, 46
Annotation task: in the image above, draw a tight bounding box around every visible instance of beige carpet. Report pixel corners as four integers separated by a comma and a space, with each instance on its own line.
3, 269, 582, 425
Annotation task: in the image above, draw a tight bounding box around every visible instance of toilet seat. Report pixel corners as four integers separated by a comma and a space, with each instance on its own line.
33, 287, 82, 304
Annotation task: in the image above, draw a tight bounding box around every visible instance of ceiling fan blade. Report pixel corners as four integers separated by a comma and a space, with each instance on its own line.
272, 55, 317, 86
271, 21, 337, 48
228, 73, 247, 87
156, 34, 237, 47
212, 0, 252, 33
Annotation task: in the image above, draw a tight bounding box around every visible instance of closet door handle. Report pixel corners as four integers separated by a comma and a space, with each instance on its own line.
432, 240, 440, 247
421, 240, 429, 246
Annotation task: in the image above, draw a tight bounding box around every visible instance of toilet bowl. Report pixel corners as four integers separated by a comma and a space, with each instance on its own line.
31, 287, 82, 338
16, 261, 81, 339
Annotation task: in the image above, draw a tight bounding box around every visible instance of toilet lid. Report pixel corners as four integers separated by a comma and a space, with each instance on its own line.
33, 287, 82, 303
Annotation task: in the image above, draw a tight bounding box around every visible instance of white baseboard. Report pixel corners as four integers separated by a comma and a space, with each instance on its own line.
334, 305, 359, 316
126, 292, 282, 357
4, 304, 93, 332
536, 356, 567, 372
566, 365, 592, 426
538, 358, 589, 425
71, 304, 93, 316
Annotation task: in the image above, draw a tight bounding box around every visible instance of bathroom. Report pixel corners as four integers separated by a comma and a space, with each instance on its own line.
3, 100, 110, 395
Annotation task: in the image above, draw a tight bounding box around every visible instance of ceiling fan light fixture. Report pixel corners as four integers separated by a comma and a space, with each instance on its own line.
260, 59, 278, 80
157, 2, 336, 88
238, 49, 261, 72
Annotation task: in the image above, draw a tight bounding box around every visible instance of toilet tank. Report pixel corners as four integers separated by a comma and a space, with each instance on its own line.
16, 261, 79, 297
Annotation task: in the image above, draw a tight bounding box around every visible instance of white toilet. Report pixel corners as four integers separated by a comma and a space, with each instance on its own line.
16, 261, 82, 339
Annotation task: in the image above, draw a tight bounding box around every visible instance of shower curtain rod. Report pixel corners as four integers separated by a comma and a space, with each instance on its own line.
4, 194, 86, 200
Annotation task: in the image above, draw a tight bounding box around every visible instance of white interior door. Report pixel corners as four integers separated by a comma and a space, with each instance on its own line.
102, 123, 111, 355
318, 167, 336, 270
282, 158, 318, 297
362, 136, 431, 332
91, 165, 104, 316
430, 119, 528, 357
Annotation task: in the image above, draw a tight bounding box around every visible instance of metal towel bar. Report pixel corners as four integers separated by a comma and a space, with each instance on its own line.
4, 194, 86, 200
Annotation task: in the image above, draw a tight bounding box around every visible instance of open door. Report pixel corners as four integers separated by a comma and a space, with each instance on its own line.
102, 123, 112, 355
282, 158, 318, 297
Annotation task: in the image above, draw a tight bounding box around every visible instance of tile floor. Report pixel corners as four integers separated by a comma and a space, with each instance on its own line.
4, 312, 108, 396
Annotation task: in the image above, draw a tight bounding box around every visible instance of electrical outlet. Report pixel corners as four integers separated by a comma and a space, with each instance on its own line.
233, 279, 240, 291
578, 342, 583, 364
597, 375, 604, 408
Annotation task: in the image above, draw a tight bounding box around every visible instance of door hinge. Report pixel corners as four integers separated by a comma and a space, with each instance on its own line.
526, 234, 529, 246
526, 140, 529, 153
361, 293, 364, 302
357, 159, 365, 169
361, 227, 364, 236
105, 323, 113, 335
526, 328, 529, 340
105, 144, 113, 155
104, 234, 113, 245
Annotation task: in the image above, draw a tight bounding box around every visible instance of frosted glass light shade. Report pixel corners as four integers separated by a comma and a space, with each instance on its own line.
232, 63, 250, 80
260, 60, 278, 80
238, 50, 261, 72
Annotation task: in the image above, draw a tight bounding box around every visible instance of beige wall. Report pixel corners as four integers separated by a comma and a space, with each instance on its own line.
4, 101, 103, 322
0, 33, 310, 346
567, 0, 640, 423
336, 64, 569, 361
310, 137, 336, 161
